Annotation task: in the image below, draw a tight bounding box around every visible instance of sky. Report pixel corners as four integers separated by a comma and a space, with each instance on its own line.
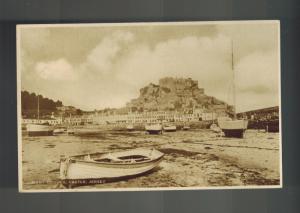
18, 21, 280, 112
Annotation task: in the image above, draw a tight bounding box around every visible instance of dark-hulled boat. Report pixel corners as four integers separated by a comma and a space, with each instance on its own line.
145, 124, 163, 134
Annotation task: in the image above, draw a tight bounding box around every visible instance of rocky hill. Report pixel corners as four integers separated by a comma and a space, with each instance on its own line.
126, 77, 230, 112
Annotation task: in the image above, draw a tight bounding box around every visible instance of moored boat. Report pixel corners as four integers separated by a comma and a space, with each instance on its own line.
60, 148, 164, 188
145, 124, 162, 134
26, 94, 54, 136
53, 126, 75, 135
126, 124, 134, 131
217, 41, 248, 138
182, 125, 190, 130
53, 127, 67, 135
217, 117, 248, 138
67, 128, 75, 135
163, 124, 176, 132
27, 123, 54, 136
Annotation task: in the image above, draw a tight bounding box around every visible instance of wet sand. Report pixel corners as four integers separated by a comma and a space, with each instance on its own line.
21, 129, 280, 190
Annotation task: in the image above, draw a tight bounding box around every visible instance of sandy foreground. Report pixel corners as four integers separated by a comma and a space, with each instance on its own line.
21, 129, 280, 190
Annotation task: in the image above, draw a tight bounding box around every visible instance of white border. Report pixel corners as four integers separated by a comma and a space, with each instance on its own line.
17, 20, 282, 193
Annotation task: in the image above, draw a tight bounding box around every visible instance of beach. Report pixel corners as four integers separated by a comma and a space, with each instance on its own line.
21, 128, 280, 190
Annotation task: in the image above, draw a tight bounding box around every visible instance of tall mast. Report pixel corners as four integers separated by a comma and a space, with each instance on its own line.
231, 40, 236, 119
37, 95, 40, 120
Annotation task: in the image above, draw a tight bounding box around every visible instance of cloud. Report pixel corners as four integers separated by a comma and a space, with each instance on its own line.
234, 51, 279, 112
236, 51, 279, 93
86, 31, 135, 74
116, 34, 231, 90
21, 28, 50, 51
35, 58, 77, 81
23, 24, 279, 112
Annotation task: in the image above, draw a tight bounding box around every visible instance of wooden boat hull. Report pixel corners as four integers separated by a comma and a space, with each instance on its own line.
54, 128, 75, 135
223, 129, 246, 138
53, 128, 67, 135
27, 124, 54, 136
60, 149, 164, 187
146, 130, 162, 134
182, 126, 190, 131
145, 124, 162, 134
218, 119, 248, 138
163, 126, 176, 132
126, 125, 135, 131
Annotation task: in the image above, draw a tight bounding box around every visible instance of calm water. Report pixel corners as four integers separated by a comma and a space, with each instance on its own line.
21, 128, 280, 190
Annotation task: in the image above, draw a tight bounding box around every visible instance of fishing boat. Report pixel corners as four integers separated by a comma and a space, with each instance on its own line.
60, 148, 164, 188
145, 124, 163, 134
163, 124, 176, 132
126, 124, 134, 131
26, 95, 54, 136
217, 41, 248, 138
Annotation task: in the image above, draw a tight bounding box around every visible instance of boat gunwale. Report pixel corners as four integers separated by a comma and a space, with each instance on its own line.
66, 153, 164, 166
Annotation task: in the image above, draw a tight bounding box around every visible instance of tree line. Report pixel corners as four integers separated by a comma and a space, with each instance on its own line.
21, 91, 63, 118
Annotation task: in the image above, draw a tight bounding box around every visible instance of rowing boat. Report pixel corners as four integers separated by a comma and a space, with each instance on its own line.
60, 148, 164, 188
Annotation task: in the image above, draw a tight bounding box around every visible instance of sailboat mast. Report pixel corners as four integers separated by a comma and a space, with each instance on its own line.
37, 95, 40, 120
231, 40, 237, 119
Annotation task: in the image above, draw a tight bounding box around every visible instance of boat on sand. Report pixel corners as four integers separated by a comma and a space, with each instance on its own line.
60, 148, 164, 188
217, 41, 248, 138
145, 124, 163, 134
126, 124, 134, 131
27, 123, 54, 136
163, 124, 176, 132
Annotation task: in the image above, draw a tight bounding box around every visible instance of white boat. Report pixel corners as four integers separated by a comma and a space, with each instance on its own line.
27, 123, 54, 136
182, 125, 190, 130
163, 124, 176, 132
54, 127, 75, 135
145, 124, 163, 134
26, 95, 54, 136
217, 41, 248, 138
126, 124, 134, 131
67, 129, 75, 135
60, 148, 164, 188
53, 127, 67, 135
218, 118, 248, 138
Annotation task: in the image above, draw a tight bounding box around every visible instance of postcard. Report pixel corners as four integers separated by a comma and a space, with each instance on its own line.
17, 21, 281, 192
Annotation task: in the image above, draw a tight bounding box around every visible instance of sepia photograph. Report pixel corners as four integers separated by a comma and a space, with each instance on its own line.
17, 21, 281, 192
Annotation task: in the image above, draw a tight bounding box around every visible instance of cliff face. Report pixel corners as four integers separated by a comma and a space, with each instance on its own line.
126, 77, 228, 112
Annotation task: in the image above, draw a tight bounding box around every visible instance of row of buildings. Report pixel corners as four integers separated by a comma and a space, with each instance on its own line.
22, 108, 222, 126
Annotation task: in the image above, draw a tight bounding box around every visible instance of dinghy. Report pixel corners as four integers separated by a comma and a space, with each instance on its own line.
53, 127, 75, 135
145, 124, 163, 134
163, 124, 177, 132
60, 148, 164, 188
182, 125, 190, 131
53, 127, 68, 135
126, 124, 134, 131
